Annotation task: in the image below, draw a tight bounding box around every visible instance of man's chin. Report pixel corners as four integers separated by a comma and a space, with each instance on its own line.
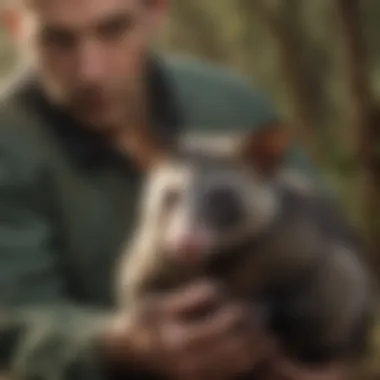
75, 109, 119, 133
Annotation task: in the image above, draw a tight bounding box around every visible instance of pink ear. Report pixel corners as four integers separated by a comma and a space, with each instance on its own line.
1, 7, 22, 41
238, 122, 291, 174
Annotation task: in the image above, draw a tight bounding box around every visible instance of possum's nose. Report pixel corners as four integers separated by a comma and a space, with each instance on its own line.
178, 235, 203, 261
171, 229, 215, 263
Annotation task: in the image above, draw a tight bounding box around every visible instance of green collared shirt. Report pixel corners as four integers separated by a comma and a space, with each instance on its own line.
0, 55, 316, 380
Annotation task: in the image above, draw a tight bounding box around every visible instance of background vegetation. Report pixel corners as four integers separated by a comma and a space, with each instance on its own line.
163, 3, 380, 378
0, 0, 379, 378
158, 0, 380, 253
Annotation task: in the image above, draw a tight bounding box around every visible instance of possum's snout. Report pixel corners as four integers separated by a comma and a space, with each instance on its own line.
165, 225, 216, 264
165, 185, 248, 265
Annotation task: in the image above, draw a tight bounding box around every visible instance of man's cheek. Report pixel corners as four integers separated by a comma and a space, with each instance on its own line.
38, 51, 79, 91
115, 26, 150, 74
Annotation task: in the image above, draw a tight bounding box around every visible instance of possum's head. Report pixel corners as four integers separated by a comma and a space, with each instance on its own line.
137, 125, 290, 266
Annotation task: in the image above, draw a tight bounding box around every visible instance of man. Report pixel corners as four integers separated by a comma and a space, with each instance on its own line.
0, 0, 364, 379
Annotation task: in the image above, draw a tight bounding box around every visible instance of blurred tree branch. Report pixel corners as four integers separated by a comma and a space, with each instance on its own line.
248, 0, 320, 164
335, 0, 380, 257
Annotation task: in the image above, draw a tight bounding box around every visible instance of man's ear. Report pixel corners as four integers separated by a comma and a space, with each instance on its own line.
237, 122, 291, 175
1, 5, 23, 42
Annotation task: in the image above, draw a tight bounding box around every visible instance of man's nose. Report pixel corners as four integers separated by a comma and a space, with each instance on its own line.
76, 40, 106, 83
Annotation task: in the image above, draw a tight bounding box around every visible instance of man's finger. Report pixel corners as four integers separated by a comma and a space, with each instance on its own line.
160, 279, 223, 317
179, 303, 247, 350
189, 333, 262, 380
272, 358, 349, 380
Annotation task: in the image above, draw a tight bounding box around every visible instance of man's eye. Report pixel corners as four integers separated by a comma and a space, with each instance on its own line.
98, 16, 135, 40
40, 30, 76, 49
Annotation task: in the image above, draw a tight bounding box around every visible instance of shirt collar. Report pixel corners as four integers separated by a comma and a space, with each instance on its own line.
15, 55, 184, 170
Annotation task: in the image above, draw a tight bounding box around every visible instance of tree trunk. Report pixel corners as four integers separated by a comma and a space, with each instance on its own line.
249, 0, 320, 164
335, 0, 379, 261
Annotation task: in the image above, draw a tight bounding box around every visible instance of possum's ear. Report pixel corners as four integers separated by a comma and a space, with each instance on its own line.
123, 126, 170, 172
237, 122, 291, 175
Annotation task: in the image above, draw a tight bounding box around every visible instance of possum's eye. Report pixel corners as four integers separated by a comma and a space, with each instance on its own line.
162, 189, 181, 210
203, 186, 245, 231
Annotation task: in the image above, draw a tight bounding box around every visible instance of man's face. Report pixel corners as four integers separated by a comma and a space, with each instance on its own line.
10, 0, 166, 130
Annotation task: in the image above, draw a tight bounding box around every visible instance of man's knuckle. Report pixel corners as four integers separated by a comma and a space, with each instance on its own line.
227, 340, 254, 371
232, 304, 249, 323
175, 340, 189, 354
171, 335, 194, 356
178, 359, 199, 379
201, 281, 223, 302
238, 357, 255, 374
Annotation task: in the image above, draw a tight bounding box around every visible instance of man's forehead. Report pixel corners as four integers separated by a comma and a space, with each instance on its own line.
20, 0, 140, 29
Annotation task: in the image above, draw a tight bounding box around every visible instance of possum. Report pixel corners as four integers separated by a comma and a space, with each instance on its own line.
115, 126, 375, 366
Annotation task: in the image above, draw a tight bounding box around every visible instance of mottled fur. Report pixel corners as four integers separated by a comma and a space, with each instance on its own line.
115, 131, 375, 365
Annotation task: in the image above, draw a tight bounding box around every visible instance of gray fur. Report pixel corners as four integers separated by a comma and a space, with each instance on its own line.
116, 133, 375, 365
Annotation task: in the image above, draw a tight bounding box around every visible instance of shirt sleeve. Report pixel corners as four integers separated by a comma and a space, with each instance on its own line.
0, 126, 113, 380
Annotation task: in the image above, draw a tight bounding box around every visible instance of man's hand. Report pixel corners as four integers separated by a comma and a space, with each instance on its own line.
102, 279, 277, 380
266, 357, 349, 380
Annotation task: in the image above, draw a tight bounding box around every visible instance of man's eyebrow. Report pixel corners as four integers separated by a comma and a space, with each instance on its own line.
94, 11, 136, 31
